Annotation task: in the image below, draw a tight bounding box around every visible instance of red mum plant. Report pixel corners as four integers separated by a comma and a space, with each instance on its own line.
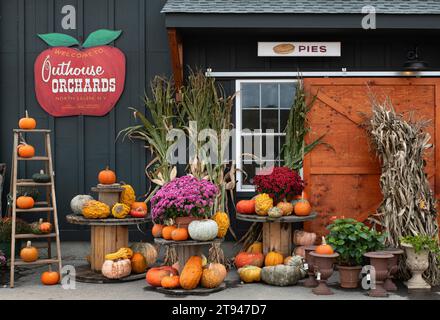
253, 167, 304, 203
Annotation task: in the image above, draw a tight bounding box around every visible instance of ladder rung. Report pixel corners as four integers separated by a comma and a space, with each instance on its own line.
15, 233, 57, 239
17, 180, 52, 187
14, 258, 59, 266
17, 156, 49, 161
16, 207, 54, 213
35, 201, 50, 206
14, 129, 51, 133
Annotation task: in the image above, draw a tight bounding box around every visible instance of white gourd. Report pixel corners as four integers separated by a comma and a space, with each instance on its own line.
188, 219, 218, 241
70, 195, 94, 215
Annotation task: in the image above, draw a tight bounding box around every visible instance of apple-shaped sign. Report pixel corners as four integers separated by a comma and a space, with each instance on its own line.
34, 29, 126, 117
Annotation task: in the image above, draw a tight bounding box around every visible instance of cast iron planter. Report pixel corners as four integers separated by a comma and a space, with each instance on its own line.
310, 251, 339, 295
303, 245, 318, 288
379, 247, 404, 291
364, 251, 393, 297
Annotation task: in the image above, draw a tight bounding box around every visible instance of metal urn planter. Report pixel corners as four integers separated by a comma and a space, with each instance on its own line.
309, 252, 339, 295
402, 243, 431, 291
363, 251, 393, 297
379, 248, 404, 291
303, 245, 318, 288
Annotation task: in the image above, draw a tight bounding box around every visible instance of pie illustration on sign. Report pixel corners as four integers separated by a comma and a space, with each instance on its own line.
34, 29, 126, 117
273, 43, 295, 54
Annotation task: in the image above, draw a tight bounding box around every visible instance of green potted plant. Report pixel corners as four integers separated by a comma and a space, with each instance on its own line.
326, 218, 386, 288
400, 235, 440, 290
0, 217, 32, 259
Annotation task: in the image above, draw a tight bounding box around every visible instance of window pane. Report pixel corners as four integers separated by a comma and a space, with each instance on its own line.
280, 83, 295, 109
241, 136, 259, 162
241, 83, 259, 108
261, 83, 278, 108
242, 109, 259, 130
262, 135, 279, 160
261, 109, 278, 131
280, 109, 290, 131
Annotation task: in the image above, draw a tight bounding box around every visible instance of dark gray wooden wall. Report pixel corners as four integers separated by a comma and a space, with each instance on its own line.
0, 0, 170, 240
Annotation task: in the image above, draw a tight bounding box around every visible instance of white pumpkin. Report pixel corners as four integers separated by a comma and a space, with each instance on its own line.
188, 219, 218, 241
101, 259, 131, 279
70, 195, 94, 215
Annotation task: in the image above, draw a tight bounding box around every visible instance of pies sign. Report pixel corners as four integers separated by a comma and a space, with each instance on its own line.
258, 42, 341, 57
34, 29, 126, 117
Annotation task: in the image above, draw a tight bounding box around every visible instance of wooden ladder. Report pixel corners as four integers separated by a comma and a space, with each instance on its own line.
9, 129, 62, 287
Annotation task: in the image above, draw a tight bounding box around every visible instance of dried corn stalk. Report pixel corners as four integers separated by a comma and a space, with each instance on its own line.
368, 98, 440, 286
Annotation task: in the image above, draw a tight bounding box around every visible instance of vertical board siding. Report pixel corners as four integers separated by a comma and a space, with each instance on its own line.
0, 0, 170, 240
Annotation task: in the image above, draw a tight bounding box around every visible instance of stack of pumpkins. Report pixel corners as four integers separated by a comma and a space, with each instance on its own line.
101, 243, 157, 279
236, 191, 312, 217
70, 167, 148, 220
146, 255, 227, 290
151, 211, 230, 242
235, 242, 307, 286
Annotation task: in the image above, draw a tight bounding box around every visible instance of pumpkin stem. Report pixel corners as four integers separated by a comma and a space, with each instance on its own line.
25, 110, 29, 118
321, 236, 327, 245
39, 218, 43, 224
40, 169, 45, 174
26, 240, 32, 248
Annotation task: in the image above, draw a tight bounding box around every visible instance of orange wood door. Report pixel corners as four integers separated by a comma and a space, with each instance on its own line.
303, 78, 440, 235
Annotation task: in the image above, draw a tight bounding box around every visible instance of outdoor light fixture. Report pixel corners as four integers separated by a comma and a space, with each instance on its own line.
403, 47, 428, 71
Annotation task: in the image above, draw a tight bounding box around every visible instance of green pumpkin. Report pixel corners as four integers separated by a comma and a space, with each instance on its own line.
32, 170, 51, 183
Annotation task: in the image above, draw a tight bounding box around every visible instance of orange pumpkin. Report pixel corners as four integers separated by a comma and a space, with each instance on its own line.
180, 256, 203, 290
16, 196, 35, 209
20, 241, 38, 262
171, 228, 189, 241
236, 200, 255, 214
234, 252, 264, 268
161, 274, 180, 289
98, 166, 116, 184
152, 224, 164, 238
131, 252, 147, 274
39, 221, 52, 234
315, 236, 334, 255
294, 199, 312, 216
162, 225, 177, 240
264, 251, 284, 266
132, 201, 147, 211
146, 266, 178, 287
19, 111, 37, 130
276, 201, 294, 216
41, 271, 59, 285
17, 144, 35, 158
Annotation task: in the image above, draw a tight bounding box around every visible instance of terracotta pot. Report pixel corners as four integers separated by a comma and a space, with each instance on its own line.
402, 243, 431, 291
364, 251, 393, 297
310, 251, 339, 295
175, 216, 200, 229
338, 265, 362, 289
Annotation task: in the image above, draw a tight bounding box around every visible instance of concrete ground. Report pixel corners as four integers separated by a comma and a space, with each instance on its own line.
0, 241, 438, 300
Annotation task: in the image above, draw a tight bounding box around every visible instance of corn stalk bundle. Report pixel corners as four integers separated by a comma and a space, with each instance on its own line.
368, 99, 440, 285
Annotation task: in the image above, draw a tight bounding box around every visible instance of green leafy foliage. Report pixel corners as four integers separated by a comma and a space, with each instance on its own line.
0, 217, 32, 242
326, 218, 386, 266
400, 235, 440, 258
37, 33, 80, 47
82, 29, 122, 48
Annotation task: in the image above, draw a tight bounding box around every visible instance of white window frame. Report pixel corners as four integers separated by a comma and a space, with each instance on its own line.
235, 79, 298, 192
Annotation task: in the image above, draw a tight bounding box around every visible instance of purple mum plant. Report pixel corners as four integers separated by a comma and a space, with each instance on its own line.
150, 175, 218, 222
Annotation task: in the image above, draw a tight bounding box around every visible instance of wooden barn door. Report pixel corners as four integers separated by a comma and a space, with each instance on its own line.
303, 78, 440, 235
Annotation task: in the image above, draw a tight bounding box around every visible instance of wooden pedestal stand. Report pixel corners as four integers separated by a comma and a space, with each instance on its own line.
236, 213, 317, 256
66, 184, 150, 283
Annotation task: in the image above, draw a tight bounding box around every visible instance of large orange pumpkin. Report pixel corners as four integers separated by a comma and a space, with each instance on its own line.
132, 201, 147, 211
19, 111, 37, 130
171, 228, 189, 241
264, 251, 284, 266
294, 199, 312, 216
152, 224, 164, 238
41, 271, 59, 285
180, 256, 203, 290
236, 200, 255, 214
146, 266, 178, 287
131, 252, 147, 274
161, 275, 180, 289
98, 166, 116, 184
234, 252, 264, 268
16, 196, 35, 209
162, 225, 177, 240
17, 144, 35, 158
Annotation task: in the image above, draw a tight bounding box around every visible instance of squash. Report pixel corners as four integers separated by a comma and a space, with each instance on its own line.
20, 241, 38, 262
234, 252, 264, 268
293, 230, 317, 246
32, 170, 50, 183
41, 271, 59, 285
98, 166, 116, 185
180, 256, 203, 290
246, 241, 263, 254
201, 263, 227, 288
152, 224, 164, 238
131, 252, 147, 274
236, 200, 255, 214
19, 111, 37, 130
101, 259, 131, 279
82, 200, 110, 219
315, 236, 334, 255
261, 265, 303, 286
16, 196, 34, 209
294, 246, 306, 257
132, 201, 147, 212
17, 144, 35, 158
255, 193, 273, 216
111, 202, 130, 219
161, 275, 180, 289
30, 218, 52, 234
120, 184, 135, 207
188, 219, 218, 241
284, 256, 292, 265
162, 225, 177, 240
211, 211, 230, 238
238, 265, 261, 283
268, 207, 282, 218
171, 227, 189, 241
105, 247, 133, 261
264, 251, 284, 266
70, 195, 94, 215
146, 266, 178, 287
276, 201, 294, 216
130, 207, 147, 218
130, 242, 157, 267
285, 255, 307, 278
294, 199, 312, 216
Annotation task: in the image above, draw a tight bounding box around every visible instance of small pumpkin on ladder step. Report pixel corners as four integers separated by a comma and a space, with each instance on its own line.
32, 170, 51, 183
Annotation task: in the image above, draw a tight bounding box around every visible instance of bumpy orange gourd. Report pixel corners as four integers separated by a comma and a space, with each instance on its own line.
294, 199, 312, 216
246, 241, 263, 254
264, 251, 284, 266
171, 227, 189, 241
98, 166, 116, 184
161, 275, 180, 289
236, 200, 255, 214
276, 201, 294, 216
146, 266, 178, 287
16, 196, 35, 209
41, 271, 59, 285
255, 193, 273, 216
234, 252, 264, 268
180, 256, 203, 290
120, 184, 135, 207
315, 236, 334, 255
131, 252, 147, 274
162, 225, 177, 240
20, 241, 38, 262
152, 224, 164, 238
19, 111, 37, 130
201, 263, 227, 288
17, 144, 35, 158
